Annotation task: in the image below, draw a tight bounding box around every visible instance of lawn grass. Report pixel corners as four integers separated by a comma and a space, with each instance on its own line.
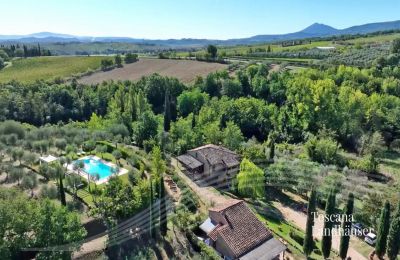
118, 172, 131, 185
0, 56, 107, 83
255, 210, 325, 260
379, 150, 400, 179
246, 197, 321, 260
76, 188, 95, 206
350, 236, 374, 258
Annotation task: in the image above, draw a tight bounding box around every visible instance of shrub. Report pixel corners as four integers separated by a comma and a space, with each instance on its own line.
67, 200, 84, 212
289, 230, 304, 246
305, 136, 339, 165
0, 50, 9, 61
124, 53, 138, 64
39, 184, 58, 199
0, 120, 25, 139
0, 57, 4, 70
128, 248, 154, 260
349, 154, 379, 174
186, 231, 220, 260
313, 248, 322, 255
181, 191, 198, 213
83, 140, 96, 152
128, 170, 141, 186
96, 141, 130, 159
101, 59, 114, 71
126, 155, 141, 169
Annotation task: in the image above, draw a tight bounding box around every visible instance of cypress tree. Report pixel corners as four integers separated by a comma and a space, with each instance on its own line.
149, 176, 155, 239
170, 98, 177, 122
55, 163, 66, 206
267, 131, 277, 161
191, 113, 196, 129
59, 174, 66, 206
376, 201, 391, 258
321, 189, 336, 259
339, 193, 354, 260
159, 174, 167, 237
163, 89, 171, 132
23, 45, 27, 58
303, 189, 317, 258
386, 202, 400, 260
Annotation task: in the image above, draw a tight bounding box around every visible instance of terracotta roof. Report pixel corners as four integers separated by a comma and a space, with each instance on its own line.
208, 224, 221, 241
208, 200, 273, 258
188, 144, 240, 167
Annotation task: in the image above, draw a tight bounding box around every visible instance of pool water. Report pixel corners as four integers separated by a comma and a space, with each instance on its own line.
74, 157, 117, 180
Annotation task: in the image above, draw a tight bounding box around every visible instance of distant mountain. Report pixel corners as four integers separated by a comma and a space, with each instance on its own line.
300, 23, 339, 35
1, 20, 400, 46
231, 20, 400, 44
341, 20, 400, 35
27, 32, 77, 38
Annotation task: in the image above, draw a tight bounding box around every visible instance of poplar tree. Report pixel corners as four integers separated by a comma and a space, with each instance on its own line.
321, 189, 336, 259
304, 189, 317, 258
236, 158, 265, 198
339, 193, 354, 260
376, 201, 391, 258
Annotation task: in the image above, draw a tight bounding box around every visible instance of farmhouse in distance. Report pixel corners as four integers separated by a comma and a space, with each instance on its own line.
177, 144, 241, 185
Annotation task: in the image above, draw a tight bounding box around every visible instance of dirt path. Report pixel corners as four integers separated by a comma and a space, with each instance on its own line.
171, 158, 229, 208
72, 235, 107, 259
274, 202, 366, 260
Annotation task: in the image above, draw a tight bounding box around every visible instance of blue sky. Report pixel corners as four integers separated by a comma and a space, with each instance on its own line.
1, 0, 399, 39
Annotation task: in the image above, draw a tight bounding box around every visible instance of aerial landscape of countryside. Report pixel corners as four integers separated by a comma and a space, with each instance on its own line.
1, 1, 400, 260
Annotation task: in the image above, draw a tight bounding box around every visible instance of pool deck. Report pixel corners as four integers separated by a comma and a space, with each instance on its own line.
66, 155, 128, 185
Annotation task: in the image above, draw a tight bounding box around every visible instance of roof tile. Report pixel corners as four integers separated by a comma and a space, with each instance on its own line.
209, 200, 273, 258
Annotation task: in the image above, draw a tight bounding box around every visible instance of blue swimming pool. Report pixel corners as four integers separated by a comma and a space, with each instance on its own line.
74, 156, 117, 180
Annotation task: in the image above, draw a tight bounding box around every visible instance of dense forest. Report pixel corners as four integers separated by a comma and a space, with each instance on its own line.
1, 42, 400, 152
0, 44, 52, 70
0, 44, 51, 60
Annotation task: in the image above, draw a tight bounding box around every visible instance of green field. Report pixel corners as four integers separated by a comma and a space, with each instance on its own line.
347, 33, 400, 44
0, 56, 107, 83
176, 32, 400, 58
43, 42, 167, 55
230, 56, 313, 63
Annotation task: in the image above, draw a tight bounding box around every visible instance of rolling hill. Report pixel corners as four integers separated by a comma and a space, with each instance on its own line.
1, 20, 400, 47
